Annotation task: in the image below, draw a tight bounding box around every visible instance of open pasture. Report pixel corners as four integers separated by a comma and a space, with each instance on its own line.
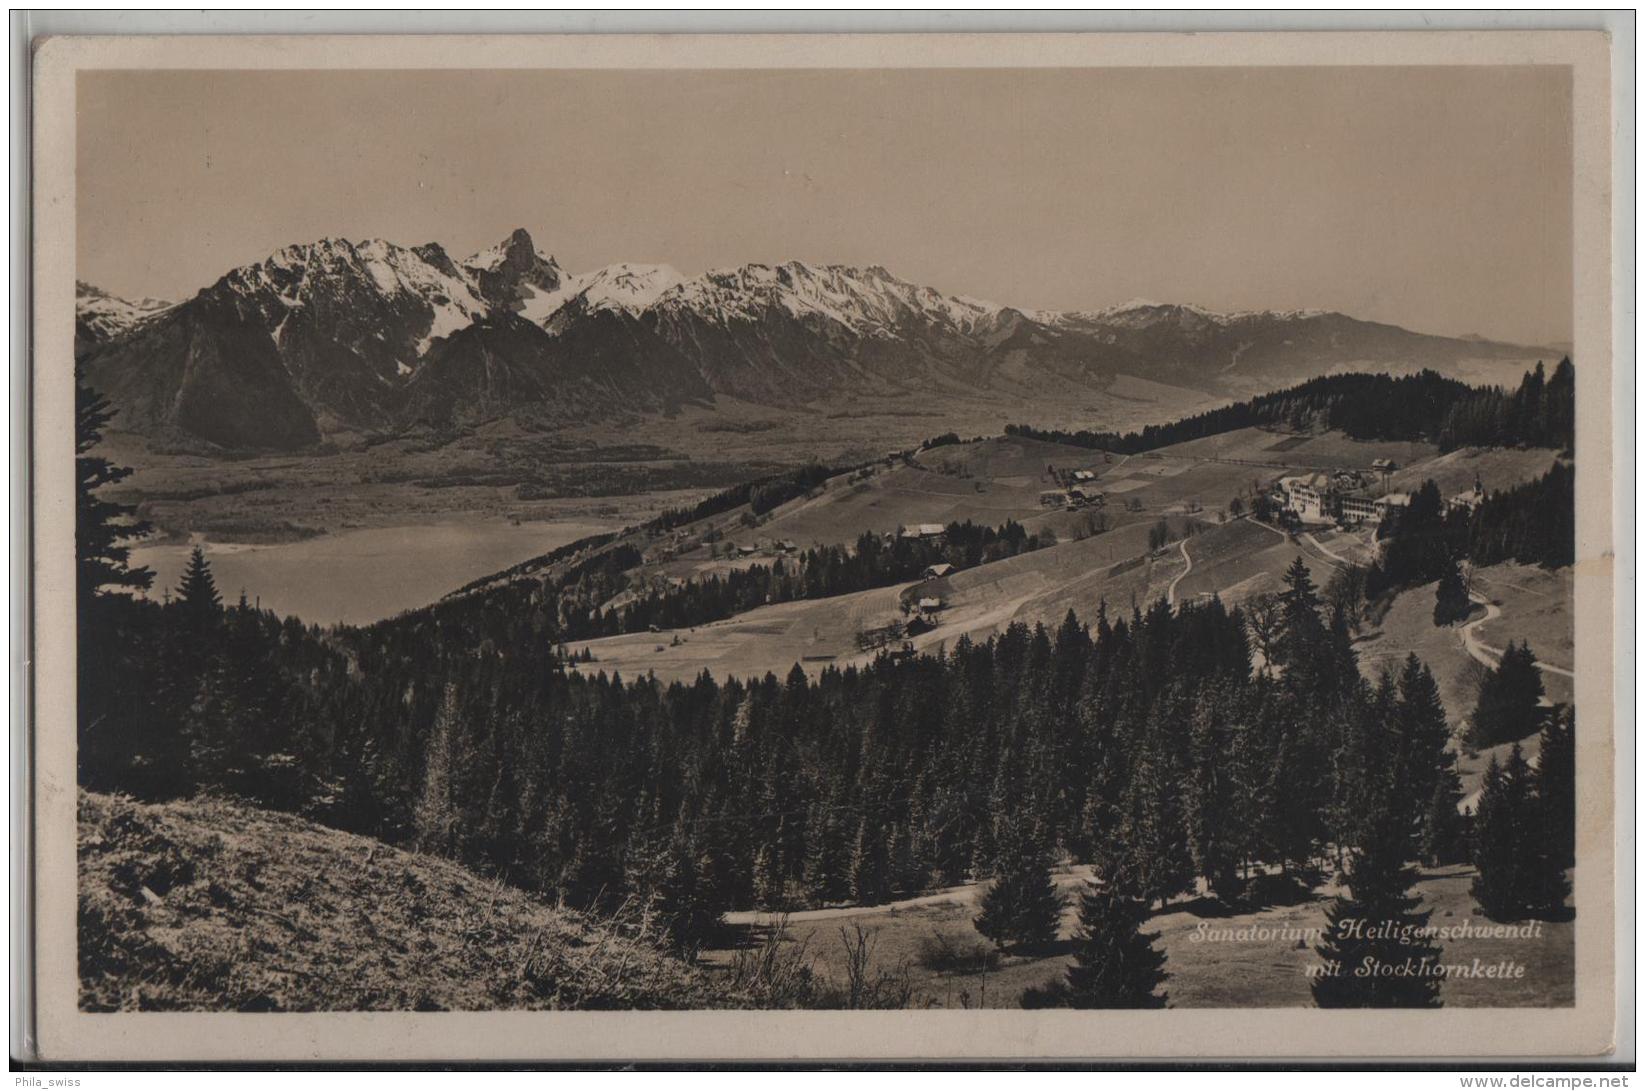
704, 863, 1572, 1009
1149, 427, 1438, 473
1386, 445, 1563, 498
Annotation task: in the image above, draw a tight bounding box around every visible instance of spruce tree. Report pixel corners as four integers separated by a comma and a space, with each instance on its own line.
1021, 870, 1167, 1009
848, 818, 888, 906
75, 375, 153, 608
1186, 694, 1242, 902
414, 683, 459, 855
1394, 654, 1460, 857
1470, 744, 1550, 921
752, 841, 786, 911
1312, 782, 1444, 1007
1469, 753, 1520, 919
176, 545, 223, 627
1419, 767, 1467, 867
1433, 557, 1471, 626
973, 823, 1063, 952
1536, 705, 1576, 869
1468, 643, 1545, 747
1112, 731, 1195, 909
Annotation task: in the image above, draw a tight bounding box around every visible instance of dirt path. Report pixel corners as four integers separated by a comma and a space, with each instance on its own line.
1166, 536, 1194, 606
1298, 531, 1349, 571
1460, 591, 1574, 678
722, 866, 1098, 926
1302, 530, 1352, 565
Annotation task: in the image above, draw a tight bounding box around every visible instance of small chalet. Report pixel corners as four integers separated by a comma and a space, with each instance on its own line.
923, 563, 955, 579
900, 523, 947, 540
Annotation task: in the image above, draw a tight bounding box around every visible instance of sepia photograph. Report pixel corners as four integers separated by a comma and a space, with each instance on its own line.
20, 25, 1625, 1065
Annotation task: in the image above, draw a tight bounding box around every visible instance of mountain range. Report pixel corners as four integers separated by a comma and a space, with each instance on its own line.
76, 228, 1558, 452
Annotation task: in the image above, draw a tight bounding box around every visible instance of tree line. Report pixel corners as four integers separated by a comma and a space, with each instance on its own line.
1008, 362, 1573, 456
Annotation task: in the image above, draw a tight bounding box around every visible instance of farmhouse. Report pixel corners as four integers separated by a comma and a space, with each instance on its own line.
901, 523, 947, 540
923, 563, 954, 579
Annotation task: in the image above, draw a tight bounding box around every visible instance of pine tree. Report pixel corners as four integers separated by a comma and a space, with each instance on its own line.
973, 823, 1063, 952
1312, 782, 1444, 1007
1021, 871, 1167, 1009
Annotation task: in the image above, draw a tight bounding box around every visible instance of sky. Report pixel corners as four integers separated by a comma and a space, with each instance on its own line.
77, 65, 1573, 346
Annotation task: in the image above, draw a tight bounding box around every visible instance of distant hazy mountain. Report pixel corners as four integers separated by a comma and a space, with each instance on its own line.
76, 228, 1558, 451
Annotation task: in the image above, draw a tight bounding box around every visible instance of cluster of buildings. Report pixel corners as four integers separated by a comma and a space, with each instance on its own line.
1038, 465, 1108, 510
1275, 467, 1409, 527
1274, 461, 1488, 528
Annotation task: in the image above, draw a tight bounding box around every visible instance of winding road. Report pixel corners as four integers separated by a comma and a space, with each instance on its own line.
1165, 537, 1194, 606
1459, 591, 1574, 679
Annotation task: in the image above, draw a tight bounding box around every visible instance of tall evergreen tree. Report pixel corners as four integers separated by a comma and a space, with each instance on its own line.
176, 546, 223, 626
1393, 654, 1459, 856
414, 683, 460, 856
1109, 727, 1195, 909
1470, 743, 1555, 921
1536, 705, 1576, 870
75, 375, 153, 608
1469, 753, 1521, 920
1185, 690, 1242, 901
1312, 782, 1444, 1008
849, 817, 889, 907
1468, 642, 1545, 748
1021, 871, 1167, 1009
973, 822, 1063, 952
1419, 767, 1467, 867
1433, 556, 1471, 626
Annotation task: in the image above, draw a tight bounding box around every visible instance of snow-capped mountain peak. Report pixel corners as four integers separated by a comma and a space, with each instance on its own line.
525, 262, 684, 323
653, 260, 1005, 337
75, 281, 176, 344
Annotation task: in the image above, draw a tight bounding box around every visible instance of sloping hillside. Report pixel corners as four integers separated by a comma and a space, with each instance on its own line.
78, 791, 729, 1012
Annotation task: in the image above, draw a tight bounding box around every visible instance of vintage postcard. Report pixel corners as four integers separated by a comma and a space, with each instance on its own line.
22, 28, 1624, 1063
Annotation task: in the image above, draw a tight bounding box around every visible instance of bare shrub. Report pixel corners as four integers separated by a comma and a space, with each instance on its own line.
915, 929, 1003, 975
829, 923, 915, 1010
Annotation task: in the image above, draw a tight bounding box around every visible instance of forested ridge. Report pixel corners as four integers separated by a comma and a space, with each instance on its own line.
463, 519, 1052, 645
1008, 361, 1573, 455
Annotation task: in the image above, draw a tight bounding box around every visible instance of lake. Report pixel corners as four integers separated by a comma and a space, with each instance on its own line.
130, 518, 615, 627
